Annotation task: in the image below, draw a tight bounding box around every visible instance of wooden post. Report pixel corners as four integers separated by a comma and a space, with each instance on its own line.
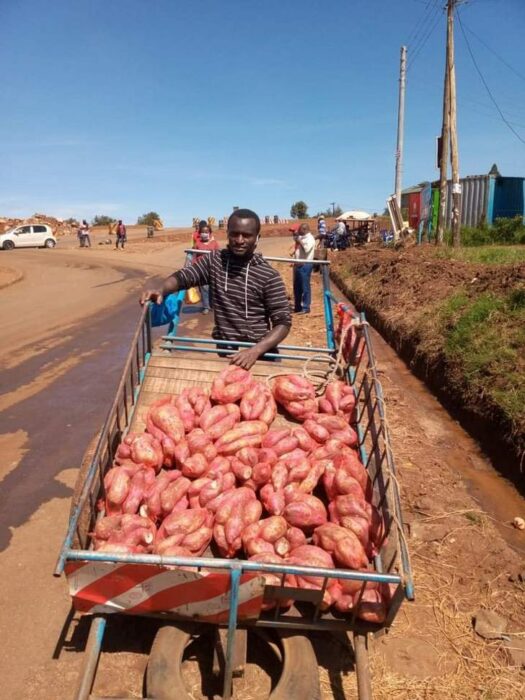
436, 4, 452, 245
448, 1, 461, 247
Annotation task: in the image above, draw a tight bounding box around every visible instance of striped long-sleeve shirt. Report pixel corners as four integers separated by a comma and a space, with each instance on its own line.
174, 249, 292, 342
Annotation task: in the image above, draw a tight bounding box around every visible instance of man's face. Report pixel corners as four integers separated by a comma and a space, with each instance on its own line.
299, 224, 310, 235
227, 217, 259, 257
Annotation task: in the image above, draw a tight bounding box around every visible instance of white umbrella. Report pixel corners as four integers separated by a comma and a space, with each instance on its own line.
336, 210, 372, 221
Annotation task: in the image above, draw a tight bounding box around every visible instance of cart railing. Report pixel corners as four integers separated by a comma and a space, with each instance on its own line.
55, 304, 152, 573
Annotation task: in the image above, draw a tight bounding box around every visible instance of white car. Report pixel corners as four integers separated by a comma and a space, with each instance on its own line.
0, 224, 56, 250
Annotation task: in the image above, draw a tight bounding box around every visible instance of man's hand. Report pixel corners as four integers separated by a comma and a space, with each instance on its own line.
229, 347, 260, 370
140, 290, 164, 305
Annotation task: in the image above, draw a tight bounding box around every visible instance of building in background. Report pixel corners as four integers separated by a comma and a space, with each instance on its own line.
402, 165, 525, 232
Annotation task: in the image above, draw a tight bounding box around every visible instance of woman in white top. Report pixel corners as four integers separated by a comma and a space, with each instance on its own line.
292, 223, 316, 314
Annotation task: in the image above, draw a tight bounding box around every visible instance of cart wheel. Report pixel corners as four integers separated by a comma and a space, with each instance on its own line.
269, 631, 321, 700
146, 625, 321, 700
146, 625, 191, 699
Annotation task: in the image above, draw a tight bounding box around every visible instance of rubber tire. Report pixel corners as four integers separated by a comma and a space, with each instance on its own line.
44, 238, 56, 248
270, 631, 321, 700
146, 626, 321, 700
146, 626, 191, 700
2, 240, 14, 250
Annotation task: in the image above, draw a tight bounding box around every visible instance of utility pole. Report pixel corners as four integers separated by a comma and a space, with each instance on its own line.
436, 3, 452, 245
394, 46, 407, 215
330, 202, 336, 217
448, 1, 461, 247
437, 0, 461, 245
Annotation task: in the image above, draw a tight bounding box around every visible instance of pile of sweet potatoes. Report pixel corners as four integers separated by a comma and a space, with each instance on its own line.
92, 367, 390, 622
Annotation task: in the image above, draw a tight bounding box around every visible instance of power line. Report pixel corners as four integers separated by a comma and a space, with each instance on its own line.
408, 3, 443, 70
406, 0, 440, 48
461, 20, 525, 84
409, 0, 440, 53
457, 9, 525, 146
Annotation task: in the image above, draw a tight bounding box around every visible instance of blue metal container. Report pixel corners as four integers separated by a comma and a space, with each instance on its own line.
492, 176, 525, 223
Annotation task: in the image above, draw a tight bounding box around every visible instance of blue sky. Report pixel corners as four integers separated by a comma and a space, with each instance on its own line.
1, 0, 524, 225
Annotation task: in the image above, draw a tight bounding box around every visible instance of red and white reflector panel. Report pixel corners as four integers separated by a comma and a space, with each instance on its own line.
65, 561, 265, 622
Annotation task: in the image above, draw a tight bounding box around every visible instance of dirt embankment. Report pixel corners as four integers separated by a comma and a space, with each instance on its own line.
330, 245, 525, 486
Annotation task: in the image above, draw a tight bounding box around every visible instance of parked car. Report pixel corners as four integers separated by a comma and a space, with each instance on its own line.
0, 224, 56, 250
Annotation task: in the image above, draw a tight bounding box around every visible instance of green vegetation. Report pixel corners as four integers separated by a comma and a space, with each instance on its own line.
317, 204, 343, 218
290, 201, 309, 219
439, 289, 525, 429
436, 245, 525, 265
92, 215, 116, 226
445, 216, 525, 247
137, 211, 161, 226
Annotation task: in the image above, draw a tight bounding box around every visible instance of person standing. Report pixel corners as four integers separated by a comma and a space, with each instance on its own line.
333, 220, 346, 251
293, 223, 316, 314
141, 209, 291, 369
78, 219, 90, 247
192, 220, 219, 314
115, 220, 127, 249
82, 220, 91, 247
192, 219, 207, 246
317, 215, 327, 241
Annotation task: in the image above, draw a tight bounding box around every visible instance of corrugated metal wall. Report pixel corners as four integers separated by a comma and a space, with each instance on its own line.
445, 175, 490, 228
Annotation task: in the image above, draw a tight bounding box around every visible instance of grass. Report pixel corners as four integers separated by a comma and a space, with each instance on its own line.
436, 245, 525, 265
439, 290, 525, 430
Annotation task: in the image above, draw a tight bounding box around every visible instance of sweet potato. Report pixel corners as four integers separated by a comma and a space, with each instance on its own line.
283, 494, 327, 531
240, 383, 277, 425
146, 398, 185, 444
313, 523, 368, 569
211, 366, 255, 404
199, 403, 240, 440
160, 476, 191, 516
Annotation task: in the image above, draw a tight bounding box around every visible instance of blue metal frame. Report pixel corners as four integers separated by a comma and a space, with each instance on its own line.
57, 250, 414, 699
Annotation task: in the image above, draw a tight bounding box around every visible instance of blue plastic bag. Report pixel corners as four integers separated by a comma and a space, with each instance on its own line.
149, 294, 180, 327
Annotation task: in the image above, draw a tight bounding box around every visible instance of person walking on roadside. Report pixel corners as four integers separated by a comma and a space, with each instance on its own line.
115, 220, 127, 249
292, 222, 316, 314
192, 220, 219, 314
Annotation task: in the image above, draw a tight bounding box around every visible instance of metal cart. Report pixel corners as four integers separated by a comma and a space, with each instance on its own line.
55, 255, 413, 700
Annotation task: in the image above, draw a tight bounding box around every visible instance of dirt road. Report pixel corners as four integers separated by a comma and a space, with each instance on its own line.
0, 236, 523, 699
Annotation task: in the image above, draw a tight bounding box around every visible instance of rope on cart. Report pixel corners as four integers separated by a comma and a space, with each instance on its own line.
265, 318, 368, 392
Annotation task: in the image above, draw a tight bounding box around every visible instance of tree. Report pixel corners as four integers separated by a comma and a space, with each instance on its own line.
290, 201, 308, 219
91, 215, 116, 226
138, 211, 161, 226
316, 205, 342, 218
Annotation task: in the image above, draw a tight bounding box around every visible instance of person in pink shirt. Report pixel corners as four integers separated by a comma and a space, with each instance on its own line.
192, 220, 219, 313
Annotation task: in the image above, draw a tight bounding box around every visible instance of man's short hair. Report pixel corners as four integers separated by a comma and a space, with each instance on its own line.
227, 208, 261, 234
